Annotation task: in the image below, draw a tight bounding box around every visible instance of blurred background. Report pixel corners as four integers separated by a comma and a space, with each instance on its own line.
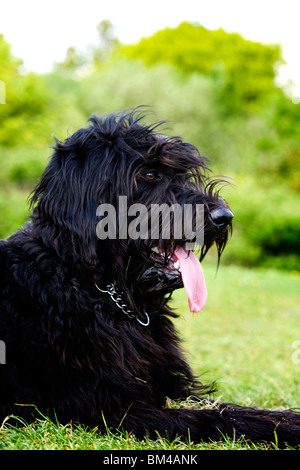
0, 0, 299, 272
0, 0, 300, 408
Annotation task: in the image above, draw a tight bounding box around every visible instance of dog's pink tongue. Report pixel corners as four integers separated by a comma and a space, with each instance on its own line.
173, 247, 207, 312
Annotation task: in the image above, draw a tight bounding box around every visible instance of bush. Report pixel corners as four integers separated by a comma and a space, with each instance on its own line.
0, 32, 299, 271
0, 187, 30, 239
222, 177, 300, 270
0, 146, 49, 184
122, 22, 282, 114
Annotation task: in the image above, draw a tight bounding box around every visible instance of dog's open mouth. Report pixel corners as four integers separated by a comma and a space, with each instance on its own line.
137, 244, 207, 313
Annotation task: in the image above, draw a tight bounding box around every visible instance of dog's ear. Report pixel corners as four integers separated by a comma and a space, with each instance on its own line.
30, 135, 101, 269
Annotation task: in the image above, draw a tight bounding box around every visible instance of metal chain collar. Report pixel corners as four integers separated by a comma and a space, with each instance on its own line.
94, 282, 150, 327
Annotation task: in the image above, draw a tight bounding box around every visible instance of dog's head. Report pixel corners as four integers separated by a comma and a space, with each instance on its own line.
30, 108, 233, 317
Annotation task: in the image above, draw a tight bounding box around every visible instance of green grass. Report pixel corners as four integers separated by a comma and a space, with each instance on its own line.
174, 263, 300, 409
0, 416, 277, 450
1, 263, 300, 450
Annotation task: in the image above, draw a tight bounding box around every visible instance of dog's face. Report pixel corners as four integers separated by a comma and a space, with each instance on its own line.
30, 109, 233, 315
121, 134, 233, 312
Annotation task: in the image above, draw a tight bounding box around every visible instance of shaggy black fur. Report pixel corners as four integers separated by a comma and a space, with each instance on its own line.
0, 108, 299, 447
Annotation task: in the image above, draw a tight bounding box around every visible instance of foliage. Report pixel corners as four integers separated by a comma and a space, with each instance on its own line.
0, 186, 29, 238
0, 35, 51, 146
54, 20, 120, 75
0, 24, 299, 270
0, 35, 86, 148
221, 178, 300, 270
122, 22, 283, 113
258, 91, 300, 192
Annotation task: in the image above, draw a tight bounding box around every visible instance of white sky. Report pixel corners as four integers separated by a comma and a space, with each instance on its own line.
1, 0, 300, 95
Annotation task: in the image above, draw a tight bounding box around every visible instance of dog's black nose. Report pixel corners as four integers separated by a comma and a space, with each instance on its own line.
210, 207, 234, 229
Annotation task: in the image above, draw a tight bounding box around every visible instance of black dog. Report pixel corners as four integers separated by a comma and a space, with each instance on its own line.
0, 109, 299, 447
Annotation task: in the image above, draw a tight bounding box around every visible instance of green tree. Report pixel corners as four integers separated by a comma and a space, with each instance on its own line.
55, 20, 120, 74
93, 19, 120, 66
122, 22, 283, 113
0, 34, 52, 146
55, 46, 88, 74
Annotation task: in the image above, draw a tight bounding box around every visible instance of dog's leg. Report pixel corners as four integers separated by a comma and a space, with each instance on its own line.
121, 402, 300, 447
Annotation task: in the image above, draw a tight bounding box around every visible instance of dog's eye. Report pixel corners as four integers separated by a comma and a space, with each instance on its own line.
145, 171, 158, 181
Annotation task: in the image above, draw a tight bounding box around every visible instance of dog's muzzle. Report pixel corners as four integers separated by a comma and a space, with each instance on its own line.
136, 263, 183, 295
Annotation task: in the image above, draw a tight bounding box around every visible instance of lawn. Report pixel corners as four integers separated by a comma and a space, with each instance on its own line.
0, 263, 299, 451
